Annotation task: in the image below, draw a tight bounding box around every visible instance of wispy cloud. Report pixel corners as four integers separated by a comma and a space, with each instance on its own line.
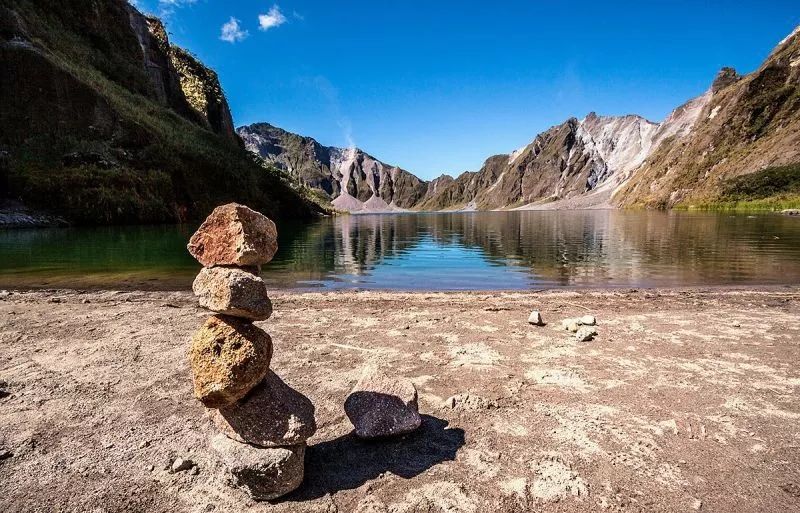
298, 76, 356, 149
220, 17, 249, 43
157, 0, 197, 17
258, 5, 287, 31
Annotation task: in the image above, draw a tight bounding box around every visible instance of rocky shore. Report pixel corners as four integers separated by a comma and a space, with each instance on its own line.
1, 287, 799, 512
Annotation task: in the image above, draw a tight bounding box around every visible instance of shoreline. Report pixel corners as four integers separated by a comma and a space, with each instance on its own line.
2, 287, 799, 512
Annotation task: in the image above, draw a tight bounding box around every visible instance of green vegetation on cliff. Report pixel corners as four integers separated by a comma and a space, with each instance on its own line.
676, 163, 800, 211
0, 0, 323, 225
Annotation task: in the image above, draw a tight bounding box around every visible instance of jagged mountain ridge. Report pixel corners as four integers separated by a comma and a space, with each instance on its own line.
238, 123, 428, 211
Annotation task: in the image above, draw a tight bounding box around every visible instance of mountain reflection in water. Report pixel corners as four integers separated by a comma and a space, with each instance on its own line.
1, 211, 799, 290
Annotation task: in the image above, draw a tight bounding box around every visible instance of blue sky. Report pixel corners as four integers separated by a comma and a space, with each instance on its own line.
134, 0, 799, 180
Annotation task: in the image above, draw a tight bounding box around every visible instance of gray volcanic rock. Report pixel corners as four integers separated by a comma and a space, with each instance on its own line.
187, 203, 279, 267
238, 123, 428, 211
192, 266, 272, 320
212, 371, 316, 447
189, 315, 273, 408
211, 434, 305, 501
344, 366, 421, 439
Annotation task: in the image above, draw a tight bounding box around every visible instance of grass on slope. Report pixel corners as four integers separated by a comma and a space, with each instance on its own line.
4, 0, 320, 224
676, 163, 800, 211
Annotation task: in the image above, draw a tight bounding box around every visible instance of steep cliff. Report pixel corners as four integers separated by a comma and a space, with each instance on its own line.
613, 26, 800, 208
0, 0, 319, 225
238, 123, 428, 211
169, 46, 240, 145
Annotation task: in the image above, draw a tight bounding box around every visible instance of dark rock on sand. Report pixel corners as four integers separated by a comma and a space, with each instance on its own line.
344, 366, 421, 439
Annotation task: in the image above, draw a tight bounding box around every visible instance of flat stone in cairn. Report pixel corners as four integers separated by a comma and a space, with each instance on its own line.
190, 315, 273, 408
212, 371, 317, 447
344, 366, 421, 439
193, 266, 273, 321
187, 203, 278, 267
212, 434, 305, 501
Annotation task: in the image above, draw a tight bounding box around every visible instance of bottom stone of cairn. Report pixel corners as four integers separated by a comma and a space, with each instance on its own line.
212, 434, 306, 501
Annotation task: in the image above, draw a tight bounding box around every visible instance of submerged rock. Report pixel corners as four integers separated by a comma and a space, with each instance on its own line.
187, 203, 278, 267
212, 371, 316, 447
189, 315, 273, 408
192, 266, 272, 320
344, 366, 421, 439
528, 311, 544, 326
212, 434, 305, 501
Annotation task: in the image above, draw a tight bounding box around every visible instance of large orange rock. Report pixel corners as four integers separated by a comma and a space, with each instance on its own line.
187, 203, 278, 267
189, 315, 273, 408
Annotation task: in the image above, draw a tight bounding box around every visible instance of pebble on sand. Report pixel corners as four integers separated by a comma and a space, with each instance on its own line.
189, 315, 273, 408
171, 458, 195, 473
212, 371, 317, 447
211, 434, 305, 501
192, 266, 273, 321
527, 311, 544, 326
344, 366, 422, 439
187, 203, 279, 267
575, 326, 598, 342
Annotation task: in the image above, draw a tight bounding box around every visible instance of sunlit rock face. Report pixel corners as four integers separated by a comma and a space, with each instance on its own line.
238, 123, 428, 212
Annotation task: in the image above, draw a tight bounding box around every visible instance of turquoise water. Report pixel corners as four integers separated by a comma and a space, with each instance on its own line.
1, 211, 799, 290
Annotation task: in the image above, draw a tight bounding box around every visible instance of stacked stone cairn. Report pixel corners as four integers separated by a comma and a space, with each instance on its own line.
186, 203, 316, 501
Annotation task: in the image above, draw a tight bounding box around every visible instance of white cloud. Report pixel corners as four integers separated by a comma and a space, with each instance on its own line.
220, 17, 249, 43
157, 0, 198, 18
258, 5, 287, 31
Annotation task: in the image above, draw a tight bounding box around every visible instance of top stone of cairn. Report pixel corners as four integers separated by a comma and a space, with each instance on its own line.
188, 203, 278, 267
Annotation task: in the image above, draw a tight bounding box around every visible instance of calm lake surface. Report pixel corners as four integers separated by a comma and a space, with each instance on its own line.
1, 211, 799, 290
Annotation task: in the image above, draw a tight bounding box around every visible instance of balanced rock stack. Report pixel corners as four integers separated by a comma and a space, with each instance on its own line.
186, 203, 316, 501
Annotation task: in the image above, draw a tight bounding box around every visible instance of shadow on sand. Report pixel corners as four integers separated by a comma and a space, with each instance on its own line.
283, 414, 465, 501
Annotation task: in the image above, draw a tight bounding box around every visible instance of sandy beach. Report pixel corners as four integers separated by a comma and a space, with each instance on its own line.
1, 287, 799, 512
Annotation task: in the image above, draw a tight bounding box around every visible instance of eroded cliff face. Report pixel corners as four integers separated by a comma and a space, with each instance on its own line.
418, 113, 667, 211
613, 27, 800, 207
169, 46, 239, 144
0, 0, 318, 224
238, 123, 428, 211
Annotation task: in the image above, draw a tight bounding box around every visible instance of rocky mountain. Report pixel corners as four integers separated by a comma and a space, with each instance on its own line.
614, 27, 800, 208
238, 123, 428, 211
425, 27, 799, 211
0, 0, 320, 225
248, 25, 799, 213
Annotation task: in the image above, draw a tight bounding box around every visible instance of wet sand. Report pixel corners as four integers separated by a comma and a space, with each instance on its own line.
1, 287, 799, 512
